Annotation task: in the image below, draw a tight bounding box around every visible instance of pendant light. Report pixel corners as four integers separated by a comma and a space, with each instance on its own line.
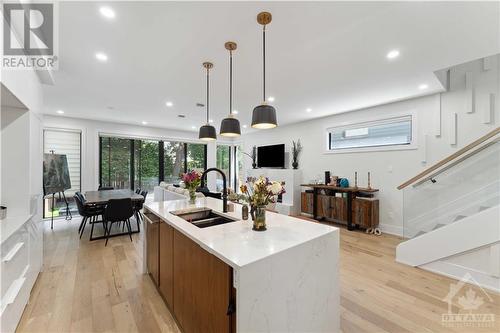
220, 41, 241, 137
251, 12, 277, 129
199, 62, 217, 141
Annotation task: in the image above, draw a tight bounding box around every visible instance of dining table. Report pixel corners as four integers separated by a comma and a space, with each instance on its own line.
84, 189, 145, 241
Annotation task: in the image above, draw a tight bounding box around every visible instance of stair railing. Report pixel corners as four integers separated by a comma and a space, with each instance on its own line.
398, 127, 500, 190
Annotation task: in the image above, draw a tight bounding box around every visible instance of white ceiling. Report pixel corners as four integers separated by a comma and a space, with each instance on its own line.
43, 1, 500, 133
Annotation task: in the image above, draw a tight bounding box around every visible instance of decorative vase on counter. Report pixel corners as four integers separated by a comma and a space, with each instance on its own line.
242, 204, 249, 220
292, 161, 298, 169
252, 162, 257, 169
188, 190, 196, 204
252, 205, 267, 231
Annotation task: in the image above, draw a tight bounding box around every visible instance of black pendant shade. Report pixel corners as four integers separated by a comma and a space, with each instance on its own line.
220, 41, 241, 137
198, 62, 217, 141
199, 124, 217, 141
220, 115, 241, 136
251, 103, 277, 129
252, 12, 278, 129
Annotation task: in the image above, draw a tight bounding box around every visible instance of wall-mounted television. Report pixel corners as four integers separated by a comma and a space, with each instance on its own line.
257, 144, 285, 168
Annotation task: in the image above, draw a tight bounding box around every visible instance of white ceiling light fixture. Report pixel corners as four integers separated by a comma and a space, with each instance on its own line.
386, 49, 400, 59
267, 96, 275, 102
243, 124, 248, 128
99, 6, 115, 19
418, 83, 429, 90
233, 110, 238, 114
142, 121, 148, 125
191, 125, 197, 129
209, 119, 214, 123
306, 108, 312, 113
166, 101, 173, 107
56, 110, 64, 114
95, 52, 108, 62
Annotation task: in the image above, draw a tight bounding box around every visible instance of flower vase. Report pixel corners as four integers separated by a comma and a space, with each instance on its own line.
188, 190, 196, 204
252, 205, 267, 231
292, 160, 298, 169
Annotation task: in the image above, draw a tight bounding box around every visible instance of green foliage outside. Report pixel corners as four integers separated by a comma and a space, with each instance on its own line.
101, 137, 206, 191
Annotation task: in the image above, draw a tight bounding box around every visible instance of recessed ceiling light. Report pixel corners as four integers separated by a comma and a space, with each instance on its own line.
99, 6, 115, 19
191, 126, 196, 129
142, 121, 148, 125
56, 110, 64, 114
418, 83, 429, 90
243, 124, 248, 129
209, 119, 214, 123
267, 96, 275, 102
306, 108, 312, 113
386, 49, 400, 59
233, 110, 238, 114
95, 52, 108, 62
166, 101, 173, 107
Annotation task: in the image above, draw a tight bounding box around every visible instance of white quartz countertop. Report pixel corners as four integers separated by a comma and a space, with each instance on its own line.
144, 197, 337, 269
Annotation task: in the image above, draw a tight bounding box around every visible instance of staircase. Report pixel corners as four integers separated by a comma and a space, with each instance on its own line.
396, 127, 500, 292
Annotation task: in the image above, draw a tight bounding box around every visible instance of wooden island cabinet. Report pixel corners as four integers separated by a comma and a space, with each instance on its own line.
145, 212, 234, 333
143, 198, 340, 333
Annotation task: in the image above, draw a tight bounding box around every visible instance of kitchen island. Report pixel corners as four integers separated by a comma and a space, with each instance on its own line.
143, 197, 339, 333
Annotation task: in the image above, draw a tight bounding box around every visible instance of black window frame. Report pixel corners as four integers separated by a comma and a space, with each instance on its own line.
99, 136, 207, 191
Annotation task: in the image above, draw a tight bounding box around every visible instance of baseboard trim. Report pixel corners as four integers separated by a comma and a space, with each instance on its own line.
379, 223, 403, 237
421, 260, 500, 293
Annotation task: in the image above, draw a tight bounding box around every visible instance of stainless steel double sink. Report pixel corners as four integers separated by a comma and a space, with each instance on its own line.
170, 207, 238, 228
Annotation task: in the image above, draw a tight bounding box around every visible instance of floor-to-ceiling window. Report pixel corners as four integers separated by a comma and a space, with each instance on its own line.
235, 145, 244, 192
43, 129, 81, 219
100, 136, 207, 191
100, 137, 132, 190
163, 141, 185, 184
135, 139, 160, 192
216, 144, 231, 192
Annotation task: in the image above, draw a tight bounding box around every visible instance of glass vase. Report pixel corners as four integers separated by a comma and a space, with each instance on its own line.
189, 190, 196, 204
252, 205, 267, 231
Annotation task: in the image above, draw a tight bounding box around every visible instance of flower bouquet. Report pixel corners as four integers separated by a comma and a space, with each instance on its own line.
240, 176, 286, 231
181, 170, 201, 204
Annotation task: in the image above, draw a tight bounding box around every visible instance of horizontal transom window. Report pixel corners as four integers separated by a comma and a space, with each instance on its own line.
328, 115, 412, 151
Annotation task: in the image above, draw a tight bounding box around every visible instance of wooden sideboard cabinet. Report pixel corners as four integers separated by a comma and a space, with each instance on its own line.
301, 192, 313, 214
300, 188, 379, 231
330, 197, 348, 222
352, 198, 379, 229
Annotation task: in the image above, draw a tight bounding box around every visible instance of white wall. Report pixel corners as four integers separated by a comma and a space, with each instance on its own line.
42, 116, 230, 192
240, 55, 499, 235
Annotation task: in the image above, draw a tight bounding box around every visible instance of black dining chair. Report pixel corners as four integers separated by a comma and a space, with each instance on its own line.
74, 192, 105, 239
135, 188, 141, 194
104, 198, 134, 246
98, 186, 114, 191
131, 190, 148, 232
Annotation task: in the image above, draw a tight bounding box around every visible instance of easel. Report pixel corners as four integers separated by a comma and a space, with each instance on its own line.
48, 191, 72, 229
47, 150, 72, 229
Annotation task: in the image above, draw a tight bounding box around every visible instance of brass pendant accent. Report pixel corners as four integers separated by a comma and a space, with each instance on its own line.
202, 62, 213, 70
224, 41, 237, 51
257, 12, 272, 25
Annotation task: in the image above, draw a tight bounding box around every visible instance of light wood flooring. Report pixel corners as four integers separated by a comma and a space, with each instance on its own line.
17, 217, 500, 333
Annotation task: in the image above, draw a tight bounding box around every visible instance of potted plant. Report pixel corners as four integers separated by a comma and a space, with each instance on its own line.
240, 176, 285, 231
243, 146, 257, 169
291, 139, 302, 169
181, 170, 201, 204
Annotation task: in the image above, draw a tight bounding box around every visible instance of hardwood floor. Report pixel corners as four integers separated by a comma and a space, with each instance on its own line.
17, 217, 499, 333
